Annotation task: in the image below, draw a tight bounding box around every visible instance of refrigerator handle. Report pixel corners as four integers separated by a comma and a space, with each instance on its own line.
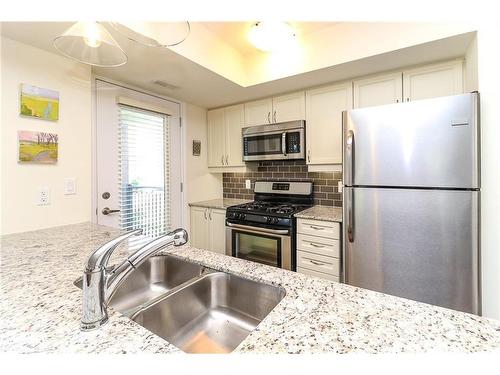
346, 187, 354, 243
345, 129, 354, 186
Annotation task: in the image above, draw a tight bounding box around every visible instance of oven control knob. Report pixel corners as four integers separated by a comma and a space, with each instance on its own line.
239, 213, 246, 220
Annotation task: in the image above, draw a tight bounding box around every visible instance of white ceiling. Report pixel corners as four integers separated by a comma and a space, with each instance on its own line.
1, 22, 475, 109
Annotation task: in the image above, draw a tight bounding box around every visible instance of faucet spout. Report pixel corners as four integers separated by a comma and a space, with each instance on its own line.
81, 228, 189, 331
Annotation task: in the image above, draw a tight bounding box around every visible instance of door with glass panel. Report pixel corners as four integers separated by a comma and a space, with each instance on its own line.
95, 79, 182, 238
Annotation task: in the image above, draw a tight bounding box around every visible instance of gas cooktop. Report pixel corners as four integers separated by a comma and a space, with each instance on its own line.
229, 201, 311, 217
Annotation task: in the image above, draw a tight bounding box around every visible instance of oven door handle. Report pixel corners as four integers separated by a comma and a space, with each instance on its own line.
226, 222, 290, 235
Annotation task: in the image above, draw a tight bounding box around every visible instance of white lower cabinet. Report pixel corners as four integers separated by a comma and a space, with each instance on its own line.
296, 218, 341, 282
190, 206, 226, 254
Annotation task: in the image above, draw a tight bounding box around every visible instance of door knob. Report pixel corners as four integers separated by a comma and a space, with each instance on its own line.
102, 207, 120, 215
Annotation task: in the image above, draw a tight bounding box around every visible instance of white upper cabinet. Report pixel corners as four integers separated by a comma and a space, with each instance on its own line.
207, 108, 225, 167
272, 91, 306, 123
353, 72, 403, 108
402, 60, 464, 102
244, 98, 273, 126
306, 82, 352, 165
224, 104, 245, 167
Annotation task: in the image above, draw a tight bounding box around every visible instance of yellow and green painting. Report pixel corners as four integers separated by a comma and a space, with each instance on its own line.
20, 84, 59, 121
18, 131, 58, 164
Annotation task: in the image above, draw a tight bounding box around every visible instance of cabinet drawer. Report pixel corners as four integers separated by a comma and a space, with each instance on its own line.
297, 266, 339, 283
297, 234, 339, 257
297, 251, 339, 277
297, 219, 340, 239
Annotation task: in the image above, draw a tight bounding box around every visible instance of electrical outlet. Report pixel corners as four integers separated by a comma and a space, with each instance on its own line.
64, 178, 76, 195
245, 179, 251, 189
37, 187, 50, 206
338, 181, 343, 193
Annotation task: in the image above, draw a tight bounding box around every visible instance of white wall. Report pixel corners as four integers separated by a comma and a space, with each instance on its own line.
1, 37, 92, 234
183, 103, 223, 232
476, 24, 500, 320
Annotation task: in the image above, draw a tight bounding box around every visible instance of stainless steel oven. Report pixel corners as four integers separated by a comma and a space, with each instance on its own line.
226, 222, 292, 270
242, 120, 305, 161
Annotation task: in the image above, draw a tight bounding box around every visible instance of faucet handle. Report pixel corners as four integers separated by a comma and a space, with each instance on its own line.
85, 228, 143, 271
172, 228, 189, 246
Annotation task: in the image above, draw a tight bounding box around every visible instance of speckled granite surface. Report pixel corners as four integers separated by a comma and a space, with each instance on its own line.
1, 222, 500, 353
295, 205, 343, 222
188, 198, 251, 210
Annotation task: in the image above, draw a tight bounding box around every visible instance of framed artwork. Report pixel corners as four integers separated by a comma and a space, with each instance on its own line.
20, 84, 59, 121
18, 130, 58, 164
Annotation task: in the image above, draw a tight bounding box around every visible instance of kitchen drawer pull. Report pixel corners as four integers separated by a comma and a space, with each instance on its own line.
310, 242, 325, 248
309, 225, 325, 230
308, 259, 325, 266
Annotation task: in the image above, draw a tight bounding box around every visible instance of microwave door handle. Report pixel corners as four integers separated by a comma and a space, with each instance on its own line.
282, 132, 287, 156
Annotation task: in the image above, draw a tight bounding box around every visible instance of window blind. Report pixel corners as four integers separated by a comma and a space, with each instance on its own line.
118, 105, 171, 238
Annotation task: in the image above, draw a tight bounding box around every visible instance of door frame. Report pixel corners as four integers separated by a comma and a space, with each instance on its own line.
91, 75, 187, 229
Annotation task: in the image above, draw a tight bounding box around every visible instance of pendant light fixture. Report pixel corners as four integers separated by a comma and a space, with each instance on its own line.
53, 22, 127, 67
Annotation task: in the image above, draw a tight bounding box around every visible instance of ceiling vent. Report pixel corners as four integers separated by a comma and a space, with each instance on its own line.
152, 80, 179, 90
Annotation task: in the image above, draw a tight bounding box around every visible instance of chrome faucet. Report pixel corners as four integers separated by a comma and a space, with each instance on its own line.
81, 228, 188, 331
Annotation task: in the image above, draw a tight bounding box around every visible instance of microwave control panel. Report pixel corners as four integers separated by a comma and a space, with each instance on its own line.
287, 132, 301, 153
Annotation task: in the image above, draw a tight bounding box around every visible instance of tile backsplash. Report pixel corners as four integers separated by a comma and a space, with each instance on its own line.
222, 160, 342, 207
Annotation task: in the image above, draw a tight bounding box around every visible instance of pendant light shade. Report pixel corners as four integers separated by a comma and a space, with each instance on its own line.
53, 22, 127, 67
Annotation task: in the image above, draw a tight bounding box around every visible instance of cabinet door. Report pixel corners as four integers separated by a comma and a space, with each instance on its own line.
208, 209, 226, 254
353, 72, 403, 108
403, 60, 464, 102
306, 82, 352, 165
244, 98, 273, 127
207, 108, 226, 167
224, 104, 245, 167
272, 91, 305, 123
190, 206, 209, 249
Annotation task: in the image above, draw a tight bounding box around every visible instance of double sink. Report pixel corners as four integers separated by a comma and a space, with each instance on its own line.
75, 255, 285, 353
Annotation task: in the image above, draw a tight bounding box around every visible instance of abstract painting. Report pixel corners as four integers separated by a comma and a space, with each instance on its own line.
20, 84, 59, 121
18, 131, 58, 164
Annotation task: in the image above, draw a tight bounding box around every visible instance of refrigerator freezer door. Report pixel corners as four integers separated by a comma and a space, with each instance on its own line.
343, 93, 480, 189
343, 187, 480, 314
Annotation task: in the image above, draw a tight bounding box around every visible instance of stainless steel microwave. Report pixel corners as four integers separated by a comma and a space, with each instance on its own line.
242, 120, 305, 162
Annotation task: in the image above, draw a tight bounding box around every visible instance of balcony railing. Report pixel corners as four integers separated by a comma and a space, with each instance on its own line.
120, 185, 167, 238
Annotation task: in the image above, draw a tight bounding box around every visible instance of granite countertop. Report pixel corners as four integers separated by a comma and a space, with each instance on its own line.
295, 205, 343, 222
188, 198, 251, 210
1, 222, 500, 354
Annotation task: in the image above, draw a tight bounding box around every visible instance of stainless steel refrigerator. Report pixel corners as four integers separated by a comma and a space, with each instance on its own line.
342, 93, 480, 315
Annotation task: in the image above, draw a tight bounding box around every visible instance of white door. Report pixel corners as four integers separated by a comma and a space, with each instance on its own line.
208, 208, 226, 254
353, 72, 403, 108
244, 98, 273, 126
190, 206, 208, 249
272, 91, 305, 123
306, 82, 352, 165
403, 60, 464, 102
95, 79, 182, 236
224, 104, 245, 167
207, 108, 226, 167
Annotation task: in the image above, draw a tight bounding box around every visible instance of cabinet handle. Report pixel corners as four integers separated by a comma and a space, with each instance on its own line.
309, 225, 325, 230
208, 210, 212, 220
307, 150, 311, 163
273, 110, 277, 123
225, 155, 228, 165
309, 259, 325, 266
310, 242, 325, 248
221, 155, 224, 165
406, 97, 410, 102
267, 112, 271, 123
204, 209, 207, 220
396, 99, 399, 103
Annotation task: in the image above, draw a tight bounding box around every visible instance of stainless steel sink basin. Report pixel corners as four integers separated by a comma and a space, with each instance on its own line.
74, 255, 205, 315
131, 272, 286, 353
74, 255, 285, 353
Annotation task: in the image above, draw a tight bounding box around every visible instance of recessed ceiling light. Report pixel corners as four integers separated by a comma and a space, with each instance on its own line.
248, 22, 296, 52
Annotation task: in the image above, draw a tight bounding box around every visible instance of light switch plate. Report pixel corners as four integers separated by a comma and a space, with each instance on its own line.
64, 178, 76, 195
338, 181, 343, 193
245, 179, 251, 189
37, 187, 50, 206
